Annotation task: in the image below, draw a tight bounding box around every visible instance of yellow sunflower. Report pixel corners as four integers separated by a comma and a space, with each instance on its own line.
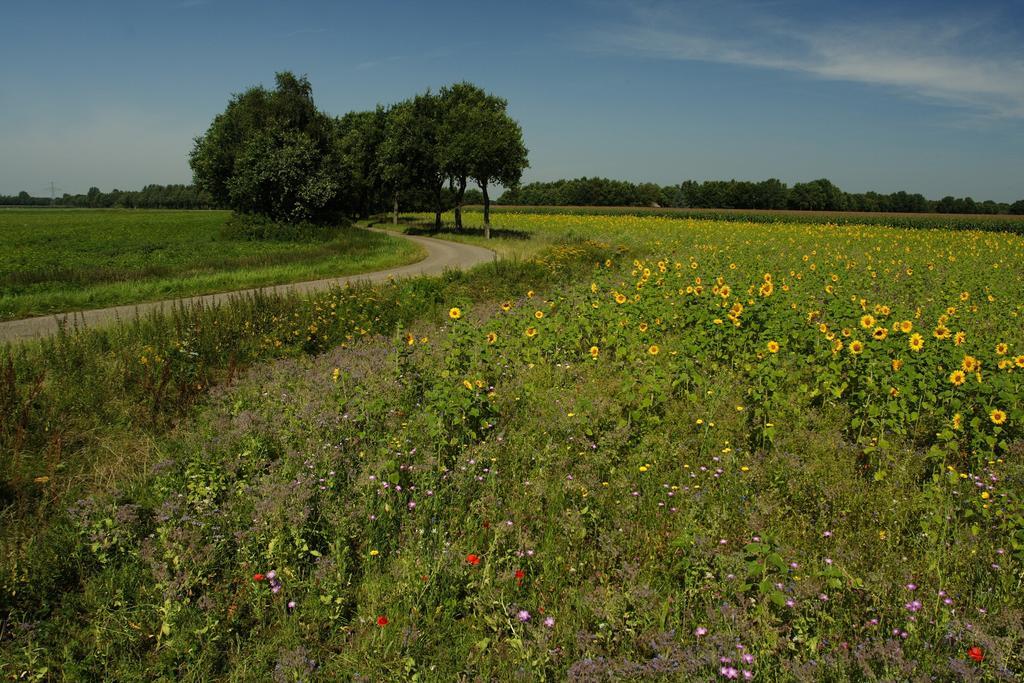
449, 307, 462, 320
990, 409, 1007, 425
767, 340, 780, 353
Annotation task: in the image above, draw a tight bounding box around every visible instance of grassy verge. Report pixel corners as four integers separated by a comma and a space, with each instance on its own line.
0, 209, 424, 320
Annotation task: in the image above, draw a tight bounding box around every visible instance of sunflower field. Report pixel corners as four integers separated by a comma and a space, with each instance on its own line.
2, 212, 1023, 680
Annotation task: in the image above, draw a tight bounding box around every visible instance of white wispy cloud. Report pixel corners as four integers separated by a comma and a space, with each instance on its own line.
585, 1, 1024, 119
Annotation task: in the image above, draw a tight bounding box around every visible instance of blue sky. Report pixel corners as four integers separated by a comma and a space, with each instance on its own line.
2, 0, 1023, 201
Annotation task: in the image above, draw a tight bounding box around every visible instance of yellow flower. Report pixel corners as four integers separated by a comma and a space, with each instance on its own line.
899, 320, 913, 333
589, 345, 599, 359
486, 332, 498, 344
953, 331, 966, 346
614, 292, 627, 304
872, 327, 888, 341
527, 290, 535, 298
463, 380, 474, 390
501, 301, 512, 312
1015, 355, 1024, 369
891, 358, 903, 372
995, 343, 1008, 355
648, 344, 660, 356
849, 340, 864, 355
525, 327, 538, 338
638, 465, 648, 473
952, 413, 962, 430
449, 307, 462, 320
990, 409, 1007, 425
766, 340, 780, 353
638, 322, 649, 332
405, 332, 415, 346
908, 334, 924, 352
961, 355, 978, 372
948, 370, 966, 386
369, 549, 379, 556
860, 314, 876, 329
981, 491, 990, 500
332, 367, 340, 383
534, 310, 545, 319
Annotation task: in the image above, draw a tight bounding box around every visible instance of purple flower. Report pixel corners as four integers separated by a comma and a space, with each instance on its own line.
516, 610, 531, 622
905, 583, 917, 591
720, 666, 739, 679
543, 616, 555, 628
905, 600, 922, 612
695, 627, 708, 637
287, 600, 297, 610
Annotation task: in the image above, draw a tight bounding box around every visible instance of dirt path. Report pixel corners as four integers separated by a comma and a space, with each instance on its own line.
0, 229, 495, 343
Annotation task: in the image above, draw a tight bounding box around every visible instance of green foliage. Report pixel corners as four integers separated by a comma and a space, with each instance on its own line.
219, 213, 347, 242
190, 72, 342, 223
502, 176, 1020, 217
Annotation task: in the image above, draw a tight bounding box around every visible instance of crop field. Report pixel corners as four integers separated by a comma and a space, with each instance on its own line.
0, 209, 423, 320
482, 204, 1024, 234
2, 213, 1023, 679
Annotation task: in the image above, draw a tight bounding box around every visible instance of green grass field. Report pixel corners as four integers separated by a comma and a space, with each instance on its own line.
0, 209, 424, 320
2, 211, 1023, 679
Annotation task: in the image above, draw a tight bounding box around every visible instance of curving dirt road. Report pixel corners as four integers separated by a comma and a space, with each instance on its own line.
0, 229, 494, 344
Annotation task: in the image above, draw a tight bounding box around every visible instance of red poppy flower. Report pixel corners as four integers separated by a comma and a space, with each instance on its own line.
377, 615, 389, 627
466, 553, 481, 566
515, 570, 525, 580
968, 646, 984, 662
252, 573, 265, 582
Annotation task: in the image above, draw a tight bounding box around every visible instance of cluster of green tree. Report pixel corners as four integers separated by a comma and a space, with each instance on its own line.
190, 72, 527, 235
0, 185, 217, 209
501, 177, 1024, 215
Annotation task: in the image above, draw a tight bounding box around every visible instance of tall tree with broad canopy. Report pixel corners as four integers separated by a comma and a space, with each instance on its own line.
380, 92, 446, 229
437, 83, 528, 236
190, 72, 342, 222
332, 106, 390, 219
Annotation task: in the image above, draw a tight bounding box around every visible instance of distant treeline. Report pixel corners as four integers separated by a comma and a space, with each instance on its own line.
500, 177, 1024, 215
0, 185, 219, 209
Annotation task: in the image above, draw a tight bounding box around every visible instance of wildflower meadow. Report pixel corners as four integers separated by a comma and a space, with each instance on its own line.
2, 211, 1023, 680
